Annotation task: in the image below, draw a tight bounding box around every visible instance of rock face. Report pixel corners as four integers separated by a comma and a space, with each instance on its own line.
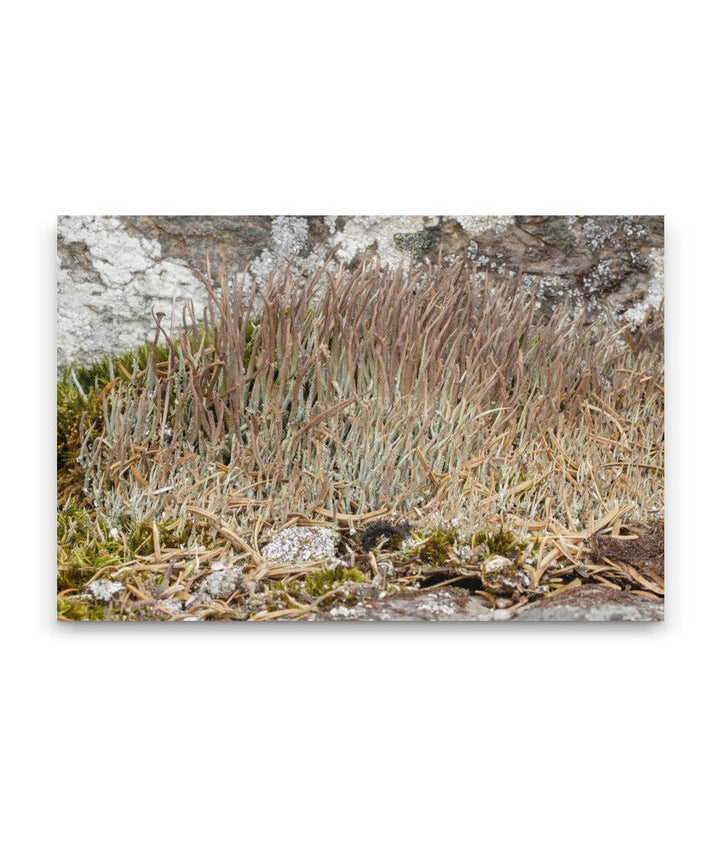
320, 588, 495, 621
316, 585, 663, 621
511, 586, 663, 621
57, 216, 209, 369
57, 215, 663, 370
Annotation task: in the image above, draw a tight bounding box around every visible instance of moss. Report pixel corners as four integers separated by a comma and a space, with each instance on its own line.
57, 501, 124, 591
56, 380, 101, 472
304, 566, 367, 597
57, 498, 91, 539
471, 528, 530, 565
267, 566, 367, 608
244, 319, 258, 365
57, 545, 123, 592
57, 500, 201, 593
57, 596, 106, 621
127, 519, 188, 553
408, 527, 459, 565
71, 341, 173, 391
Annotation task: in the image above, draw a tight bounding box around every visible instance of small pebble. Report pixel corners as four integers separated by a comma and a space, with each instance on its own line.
261, 526, 337, 563
85, 579, 125, 604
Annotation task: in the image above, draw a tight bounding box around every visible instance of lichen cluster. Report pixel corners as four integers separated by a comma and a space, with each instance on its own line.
57, 261, 664, 620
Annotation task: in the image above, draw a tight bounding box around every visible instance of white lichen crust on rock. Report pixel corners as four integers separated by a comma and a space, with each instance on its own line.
316, 585, 663, 622
327, 215, 440, 267
261, 526, 338, 564
84, 579, 125, 604
186, 566, 245, 607
320, 589, 494, 621
57, 215, 208, 369
57, 215, 663, 371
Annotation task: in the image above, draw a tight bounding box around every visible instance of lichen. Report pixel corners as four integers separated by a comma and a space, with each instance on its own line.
57, 215, 207, 368
623, 247, 664, 329
261, 526, 338, 564
393, 230, 437, 255
249, 217, 321, 282
85, 579, 126, 603
329, 216, 440, 268
457, 215, 514, 235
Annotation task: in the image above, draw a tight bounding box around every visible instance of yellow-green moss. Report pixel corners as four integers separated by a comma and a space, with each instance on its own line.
471, 527, 528, 557
57, 381, 100, 471
127, 519, 188, 553
470, 527, 532, 569
57, 544, 123, 592
57, 596, 106, 621
407, 527, 459, 565
57, 500, 123, 590
71, 341, 173, 390
304, 566, 367, 597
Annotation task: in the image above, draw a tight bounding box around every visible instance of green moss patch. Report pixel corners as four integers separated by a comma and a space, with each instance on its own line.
57, 596, 106, 621
305, 566, 367, 597
406, 527, 460, 565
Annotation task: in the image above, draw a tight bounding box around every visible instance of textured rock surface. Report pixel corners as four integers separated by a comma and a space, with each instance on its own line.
512, 586, 663, 621
316, 584, 662, 621
58, 215, 663, 369
57, 216, 208, 368
261, 525, 337, 564
190, 567, 244, 601
84, 579, 125, 604
320, 588, 494, 621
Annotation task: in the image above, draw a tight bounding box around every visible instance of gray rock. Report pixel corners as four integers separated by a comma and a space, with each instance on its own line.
191, 567, 244, 601
85, 579, 125, 604
261, 526, 337, 564
316, 584, 663, 621
57, 216, 210, 370
512, 586, 664, 621
57, 215, 663, 370
321, 588, 494, 621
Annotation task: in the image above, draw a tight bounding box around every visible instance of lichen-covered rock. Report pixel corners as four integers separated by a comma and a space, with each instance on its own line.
85, 579, 125, 604
261, 526, 337, 564
320, 588, 494, 621
192, 567, 244, 601
58, 215, 663, 370
316, 584, 662, 621
57, 215, 209, 369
512, 586, 663, 621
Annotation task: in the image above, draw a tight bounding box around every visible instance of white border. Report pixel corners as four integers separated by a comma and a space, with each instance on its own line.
3, 2, 716, 853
